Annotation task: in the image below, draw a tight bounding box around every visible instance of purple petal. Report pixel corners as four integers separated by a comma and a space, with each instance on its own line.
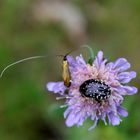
46, 82, 66, 95
113, 87, 126, 94
123, 86, 138, 95
65, 111, 82, 127
117, 106, 128, 117
113, 58, 130, 72
65, 106, 88, 127
64, 107, 73, 119
108, 113, 121, 125
106, 62, 114, 68
117, 71, 136, 84
97, 51, 104, 64
67, 55, 77, 67
65, 113, 75, 127
94, 51, 104, 68
76, 55, 86, 66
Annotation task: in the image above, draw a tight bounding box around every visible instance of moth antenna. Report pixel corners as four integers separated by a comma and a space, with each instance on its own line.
64, 48, 77, 58
0, 44, 94, 78
0, 52, 72, 78
61, 45, 94, 60
0, 55, 48, 78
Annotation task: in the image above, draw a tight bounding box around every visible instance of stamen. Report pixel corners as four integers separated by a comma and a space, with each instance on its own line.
60, 104, 68, 108
56, 96, 72, 100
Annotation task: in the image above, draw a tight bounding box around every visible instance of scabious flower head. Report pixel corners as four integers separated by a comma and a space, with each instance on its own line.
46, 51, 137, 130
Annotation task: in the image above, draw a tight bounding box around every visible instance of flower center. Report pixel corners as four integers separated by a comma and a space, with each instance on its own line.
79, 79, 111, 102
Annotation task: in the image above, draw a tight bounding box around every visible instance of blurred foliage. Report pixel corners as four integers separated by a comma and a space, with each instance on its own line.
0, 0, 140, 140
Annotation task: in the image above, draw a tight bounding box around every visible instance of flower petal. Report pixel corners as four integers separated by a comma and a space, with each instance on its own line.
94, 51, 104, 68
113, 58, 130, 72
97, 51, 104, 64
108, 113, 121, 125
46, 82, 66, 95
64, 107, 73, 119
117, 106, 128, 117
65, 110, 83, 127
65, 104, 89, 127
76, 55, 86, 66
123, 86, 138, 95
67, 55, 77, 68
117, 71, 136, 84
65, 113, 76, 127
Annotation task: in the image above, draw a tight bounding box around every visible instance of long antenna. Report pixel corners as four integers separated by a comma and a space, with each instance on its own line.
0, 55, 47, 78
0, 45, 95, 78
0, 53, 71, 78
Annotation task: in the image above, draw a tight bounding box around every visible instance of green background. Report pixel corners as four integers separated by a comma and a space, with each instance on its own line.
0, 0, 139, 140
